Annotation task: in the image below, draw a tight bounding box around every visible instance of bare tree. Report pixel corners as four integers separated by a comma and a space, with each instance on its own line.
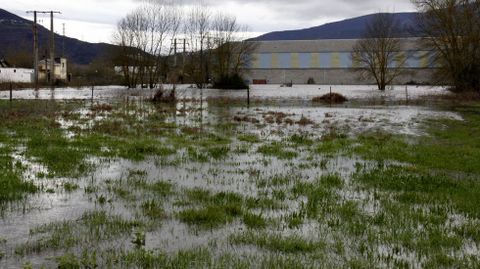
184, 5, 212, 88
113, 2, 255, 89
113, 0, 182, 88
352, 13, 405, 90
210, 13, 257, 89
142, 0, 181, 88
113, 11, 145, 88
413, 0, 480, 93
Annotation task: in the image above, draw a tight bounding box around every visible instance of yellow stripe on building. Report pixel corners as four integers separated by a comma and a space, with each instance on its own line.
310, 53, 320, 68
331, 52, 340, 68
251, 54, 260, 69
420, 52, 430, 68
395, 52, 406, 68
271, 53, 279, 69
291, 53, 299, 68
351, 52, 361, 68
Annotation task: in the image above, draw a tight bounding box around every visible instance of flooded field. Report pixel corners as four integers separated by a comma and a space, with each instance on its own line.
0, 85, 479, 268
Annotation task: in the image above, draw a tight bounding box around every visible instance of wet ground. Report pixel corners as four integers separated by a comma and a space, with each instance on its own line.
0, 85, 478, 268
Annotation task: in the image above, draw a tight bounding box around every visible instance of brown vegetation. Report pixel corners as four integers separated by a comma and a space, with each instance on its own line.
233, 115, 260, 124
296, 115, 315, 126
312, 93, 348, 103
152, 88, 176, 103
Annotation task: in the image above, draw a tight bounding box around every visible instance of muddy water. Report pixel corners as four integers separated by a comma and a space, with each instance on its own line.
0, 86, 466, 268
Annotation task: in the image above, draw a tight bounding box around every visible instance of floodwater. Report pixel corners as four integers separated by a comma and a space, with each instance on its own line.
0, 85, 471, 268
0, 84, 449, 101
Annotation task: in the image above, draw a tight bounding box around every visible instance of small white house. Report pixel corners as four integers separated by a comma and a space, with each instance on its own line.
39, 57, 68, 82
0, 68, 34, 83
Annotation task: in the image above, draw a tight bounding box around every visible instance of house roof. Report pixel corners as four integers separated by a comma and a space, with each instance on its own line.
39, 58, 66, 65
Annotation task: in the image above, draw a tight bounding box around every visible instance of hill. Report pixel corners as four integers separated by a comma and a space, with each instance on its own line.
0, 9, 118, 66
253, 12, 423, 41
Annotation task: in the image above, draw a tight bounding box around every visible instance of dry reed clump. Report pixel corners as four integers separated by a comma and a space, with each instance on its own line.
233, 115, 260, 124
296, 115, 315, 125
91, 104, 113, 112
261, 111, 295, 124
312, 93, 348, 103
152, 89, 176, 103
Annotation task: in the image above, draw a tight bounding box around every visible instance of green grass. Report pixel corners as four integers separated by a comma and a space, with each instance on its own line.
288, 134, 314, 147
258, 142, 298, 160
178, 206, 235, 228
231, 232, 325, 253
3, 100, 480, 268
238, 134, 261, 143
178, 190, 244, 228
356, 166, 480, 219
243, 212, 268, 229
0, 147, 37, 204
141, 199, 164, 220
15, 210, 142, 256
352, 115, 480, 174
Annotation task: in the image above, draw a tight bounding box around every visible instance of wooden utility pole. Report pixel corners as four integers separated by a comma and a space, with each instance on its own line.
50, 11, 55, 88
62, 23, 66, 57
26, 11, 39, 90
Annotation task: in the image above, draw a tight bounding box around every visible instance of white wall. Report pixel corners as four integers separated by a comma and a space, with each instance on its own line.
0, 68, 33, 83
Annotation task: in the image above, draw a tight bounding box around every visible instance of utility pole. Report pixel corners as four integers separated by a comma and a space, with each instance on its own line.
26, 11, 38, 90
174, 38, 178, 67
62, 23, 66, 57
183, 39, 187, 68
50, 11, 55, 88
26, 10, 61, 88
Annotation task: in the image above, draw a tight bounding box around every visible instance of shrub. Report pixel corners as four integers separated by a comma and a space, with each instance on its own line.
213, 74, 249, 90
312, 92, 348, 103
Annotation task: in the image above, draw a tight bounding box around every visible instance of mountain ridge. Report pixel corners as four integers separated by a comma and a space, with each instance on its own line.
0, 9, 118, 66
253, 12, 423, 41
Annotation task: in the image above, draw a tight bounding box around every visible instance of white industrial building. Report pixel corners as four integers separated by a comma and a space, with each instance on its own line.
245, 38, 436, 85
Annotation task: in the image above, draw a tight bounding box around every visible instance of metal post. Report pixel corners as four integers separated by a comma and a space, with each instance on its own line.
330, 86, 332, 107
247, 88, 250, 107
9, 83, 13, 102
405, 85, 409, 104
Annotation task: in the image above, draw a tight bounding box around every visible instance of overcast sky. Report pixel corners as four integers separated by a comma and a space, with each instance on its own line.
4, 0, 416, 44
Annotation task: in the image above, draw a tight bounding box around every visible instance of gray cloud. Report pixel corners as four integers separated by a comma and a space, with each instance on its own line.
5, 0, 416, 42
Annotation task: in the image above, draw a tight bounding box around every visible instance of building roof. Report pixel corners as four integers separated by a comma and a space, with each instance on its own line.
39, 57, 66, 65
251, 38, 422, 53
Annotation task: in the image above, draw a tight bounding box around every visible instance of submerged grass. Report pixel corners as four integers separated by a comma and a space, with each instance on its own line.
2, 99, 480, 268
15, 210, 141, 256
231, 231, 325, 253
0, 146, 37, 204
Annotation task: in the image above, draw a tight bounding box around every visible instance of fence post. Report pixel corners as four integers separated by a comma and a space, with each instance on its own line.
9, 83, 13, 102
247, 87, 250, 107
405, 85, 409, 103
